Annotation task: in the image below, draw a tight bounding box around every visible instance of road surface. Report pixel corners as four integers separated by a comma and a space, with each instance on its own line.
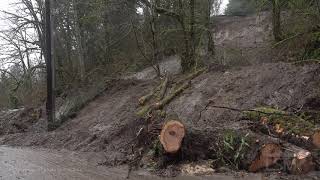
0, 146, 264, 180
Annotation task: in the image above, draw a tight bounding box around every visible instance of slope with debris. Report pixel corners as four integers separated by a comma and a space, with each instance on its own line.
0, 13, 319, 179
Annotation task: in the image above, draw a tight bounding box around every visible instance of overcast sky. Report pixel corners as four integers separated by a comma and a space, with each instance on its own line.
0, 0, 11, 30
220, 0, 229, 14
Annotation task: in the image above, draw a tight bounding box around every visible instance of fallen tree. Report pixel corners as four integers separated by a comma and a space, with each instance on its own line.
137, 82, 190, 117
156, 121, 313, 173
137, 68, 206, 117
204, 104, 320, 150
244, 107, 320, 150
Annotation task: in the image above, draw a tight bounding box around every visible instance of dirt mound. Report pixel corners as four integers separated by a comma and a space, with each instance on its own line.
0, 107, 43, 135
0, 62, 319, 175
167, 63, 320, 130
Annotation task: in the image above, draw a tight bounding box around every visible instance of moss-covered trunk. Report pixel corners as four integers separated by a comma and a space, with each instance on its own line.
272, 0, 282, 42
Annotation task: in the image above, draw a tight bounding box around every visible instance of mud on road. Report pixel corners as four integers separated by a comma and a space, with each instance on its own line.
0, 146, 267, 180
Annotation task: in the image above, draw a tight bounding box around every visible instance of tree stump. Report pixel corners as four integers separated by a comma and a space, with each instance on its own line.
160, 120, 185, 154
249, 143, 283, 172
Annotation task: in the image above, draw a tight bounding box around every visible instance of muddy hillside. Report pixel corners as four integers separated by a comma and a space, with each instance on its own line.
214, 12, 273, 65
1, 61, 320, 177
0, 13, 320, 179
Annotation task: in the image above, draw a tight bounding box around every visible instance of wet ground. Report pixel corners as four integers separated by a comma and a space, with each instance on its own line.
0, 146, 128, 180
0, 62, 320, 179
124, 55, 182, 80
0, 146, 266, 180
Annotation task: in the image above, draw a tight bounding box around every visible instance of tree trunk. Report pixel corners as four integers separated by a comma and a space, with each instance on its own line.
150, 0, 161, 77
272, 0, 282, 41
178, 0, 190, 73
189, 0, 196, 63
72, 0, 85, 81
207, 0, 215, 57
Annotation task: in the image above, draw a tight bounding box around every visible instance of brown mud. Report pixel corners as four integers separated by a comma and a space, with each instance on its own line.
0, 62, 319, 179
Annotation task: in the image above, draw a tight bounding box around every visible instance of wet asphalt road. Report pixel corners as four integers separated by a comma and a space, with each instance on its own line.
0, 146, 264, 180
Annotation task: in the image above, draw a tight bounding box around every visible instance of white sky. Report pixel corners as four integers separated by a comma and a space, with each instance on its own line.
220, 0, 229, 14
0, 0, 11, 30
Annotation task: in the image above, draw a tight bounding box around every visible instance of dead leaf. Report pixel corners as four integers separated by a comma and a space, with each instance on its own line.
275, 124, 284, 134
260, 117, 268, 125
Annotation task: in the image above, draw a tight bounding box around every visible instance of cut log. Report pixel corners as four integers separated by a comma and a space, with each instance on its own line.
249, 143, 282, 172
290, 150, 315, 174
311, 131, 320, 149
245, 108, 319, 150
279, 141, 315, 175
247, 132, 315, 174
250, 119, 314, 150
160, 120, 185, 154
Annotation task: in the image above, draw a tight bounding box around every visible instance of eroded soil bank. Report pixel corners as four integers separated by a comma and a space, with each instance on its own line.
0, 62, 319, 179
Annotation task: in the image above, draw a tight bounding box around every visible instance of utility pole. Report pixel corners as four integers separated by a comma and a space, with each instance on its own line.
45, 0, 56, 130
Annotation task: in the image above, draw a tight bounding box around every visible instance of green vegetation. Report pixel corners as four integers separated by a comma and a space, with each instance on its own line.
214, 130, 251, 169
244, 107, 317, 136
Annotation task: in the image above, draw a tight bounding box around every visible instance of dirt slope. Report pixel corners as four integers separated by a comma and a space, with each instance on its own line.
214, 12, 273, 66
0, 62, 319, 169
168, 63, 320, 129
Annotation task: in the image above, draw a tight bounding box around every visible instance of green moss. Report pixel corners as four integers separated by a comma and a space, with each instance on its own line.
244, 107, 316, 136
244, 107, 286, 120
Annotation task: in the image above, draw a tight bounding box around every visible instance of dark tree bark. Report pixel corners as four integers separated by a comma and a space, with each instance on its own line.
45, 0, 56, 130
71, 0, 85, 81
207, 0, 215, 57
272, 0, 282, 42
150, 0, 161, 77
140, 0, 197, 73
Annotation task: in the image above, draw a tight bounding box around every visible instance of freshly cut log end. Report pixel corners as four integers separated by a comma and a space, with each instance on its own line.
311, 132, 320, 149
249, 143, 282, 172
160, 120, 185, 154
290, 150, 315, 175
